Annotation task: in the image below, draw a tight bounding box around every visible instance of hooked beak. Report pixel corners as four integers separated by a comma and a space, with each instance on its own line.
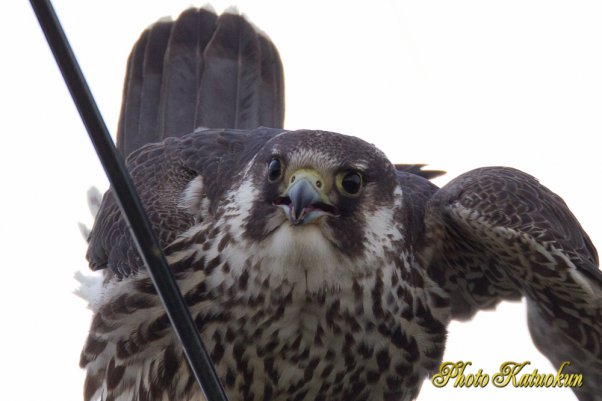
273, 170, 339, 225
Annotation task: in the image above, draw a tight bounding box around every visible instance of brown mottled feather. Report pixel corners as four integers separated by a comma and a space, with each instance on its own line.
87, 127, 282, 277
83, 5, 602, 401
89, 7, 285, 278
424, 167, 602, 401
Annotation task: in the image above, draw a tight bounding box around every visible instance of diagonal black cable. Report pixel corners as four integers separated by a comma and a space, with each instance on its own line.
29, 1, 228, 400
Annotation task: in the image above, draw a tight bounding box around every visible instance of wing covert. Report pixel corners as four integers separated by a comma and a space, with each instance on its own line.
87, 127, 283, 278
88, 7, 285, 278
424, 166, 602, 401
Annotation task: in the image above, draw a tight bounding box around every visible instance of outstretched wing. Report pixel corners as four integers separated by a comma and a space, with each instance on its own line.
424, 166, 602, 401
87, 7, 285, 279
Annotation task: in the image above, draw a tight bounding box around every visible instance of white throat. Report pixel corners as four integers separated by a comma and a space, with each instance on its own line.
259, 222, 347, 294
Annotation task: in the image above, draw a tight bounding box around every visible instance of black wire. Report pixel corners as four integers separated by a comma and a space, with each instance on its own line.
28, 1, 228, 400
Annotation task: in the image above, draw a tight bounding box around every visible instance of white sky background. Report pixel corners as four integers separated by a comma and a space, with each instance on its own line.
1, 1, 601, 400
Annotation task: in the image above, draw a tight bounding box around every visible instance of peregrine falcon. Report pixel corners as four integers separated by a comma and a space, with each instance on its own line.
79, 7, 602, 401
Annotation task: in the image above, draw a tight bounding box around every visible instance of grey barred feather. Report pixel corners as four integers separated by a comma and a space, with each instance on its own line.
81, 6, 602, 401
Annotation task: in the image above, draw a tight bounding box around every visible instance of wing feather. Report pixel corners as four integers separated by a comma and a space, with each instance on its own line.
87, 127, 283, 278
394, 164, 445, 180
88, 7, 285, 277
425, 166, 602, 401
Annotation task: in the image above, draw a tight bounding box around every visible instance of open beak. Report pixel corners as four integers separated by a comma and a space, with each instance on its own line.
273, 169, 339, 225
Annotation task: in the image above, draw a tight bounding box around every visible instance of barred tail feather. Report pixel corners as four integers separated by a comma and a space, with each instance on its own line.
115, 7, 285, 157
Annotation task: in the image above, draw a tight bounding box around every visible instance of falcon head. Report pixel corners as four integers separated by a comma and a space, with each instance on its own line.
221, 130, 406, 292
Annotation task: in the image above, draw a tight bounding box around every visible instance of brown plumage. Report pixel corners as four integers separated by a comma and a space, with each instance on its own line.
80, 7, 602, 401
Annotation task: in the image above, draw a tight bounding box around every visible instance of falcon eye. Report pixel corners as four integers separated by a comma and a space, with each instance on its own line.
267, 158, 283, 181
337, 171, 363, 196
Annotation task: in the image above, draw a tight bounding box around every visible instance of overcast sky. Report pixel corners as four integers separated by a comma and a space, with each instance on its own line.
2, 1, 601, 400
